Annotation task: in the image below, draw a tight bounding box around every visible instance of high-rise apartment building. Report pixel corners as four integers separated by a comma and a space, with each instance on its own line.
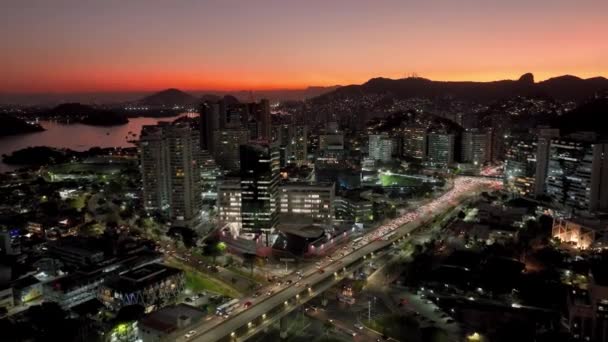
545, 133, 608, 213
199, 102, 221, 153
504, 134, 537, 196
139, 122, 202, 228
216, 177, 242, 226
427, 132, 455, 166
292, 125, 308, 165
213, 129, 249, 171
368, 133, 394, 162
402, 127, 427, 160
461, 129, 491, 165
248, 99, 271, 141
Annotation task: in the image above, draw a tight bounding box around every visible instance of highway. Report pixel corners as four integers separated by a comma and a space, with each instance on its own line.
176, 177, 500, 342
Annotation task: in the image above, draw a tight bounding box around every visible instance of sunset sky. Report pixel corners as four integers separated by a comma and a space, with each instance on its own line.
1, 0, 607, 93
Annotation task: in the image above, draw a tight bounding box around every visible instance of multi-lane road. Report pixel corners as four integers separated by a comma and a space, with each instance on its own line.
175, 177, 499, 342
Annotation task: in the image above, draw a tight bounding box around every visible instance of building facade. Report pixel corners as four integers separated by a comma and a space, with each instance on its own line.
427, 132, 455, 166
546, 134, 608, 213
212, 129, 249, 171
292, 125, 308, 165
461, 129, 490, 165
368, 133, 394, 162
504, 134, 537, 197
139, 122, 202, 228
216, 178, 242, 227
402, 127, 427, 160
239, 143, 280, 240
98, 264, 185, 312
279, 183, 335, 223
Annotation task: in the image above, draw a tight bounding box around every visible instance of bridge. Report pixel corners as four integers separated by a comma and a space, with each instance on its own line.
170, 177, 499, 342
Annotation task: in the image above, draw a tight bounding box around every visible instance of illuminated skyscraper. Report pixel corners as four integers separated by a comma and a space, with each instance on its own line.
240, 143, 280, 241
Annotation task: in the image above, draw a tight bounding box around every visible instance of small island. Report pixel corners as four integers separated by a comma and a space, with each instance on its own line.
43, 103, 129, 126
0, 115, 45, 137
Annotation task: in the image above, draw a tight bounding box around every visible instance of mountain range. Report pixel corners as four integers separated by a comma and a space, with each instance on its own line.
136, 86, 342, 107
313, 73, 608, 104
2, 74, 607, 106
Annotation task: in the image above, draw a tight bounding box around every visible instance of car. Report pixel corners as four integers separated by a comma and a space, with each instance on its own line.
328, 319, 334, 323
354, 323, 364, 330
184, 330, 197, 338
286, 280, 293, 285
318, 269, 325, 274
253, 292, 261, 298
295, 281, 301, 287
446, 319, 455, 324
244, 301, 252, 308
351, 332, 357, 336
310, 305, 318, 311
267, 290, 274, 296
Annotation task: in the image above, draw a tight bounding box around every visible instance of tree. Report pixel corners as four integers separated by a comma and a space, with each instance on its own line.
202, 240, 226, 263
243, 253, 257, 276
323, 321, 335, 336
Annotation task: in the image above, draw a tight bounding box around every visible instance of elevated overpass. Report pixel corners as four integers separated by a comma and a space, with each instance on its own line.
172, 177, 499, 342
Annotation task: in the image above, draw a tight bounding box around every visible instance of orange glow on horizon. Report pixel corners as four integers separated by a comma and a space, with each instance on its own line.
1, 1, 606, 94
3, 68, 607, 94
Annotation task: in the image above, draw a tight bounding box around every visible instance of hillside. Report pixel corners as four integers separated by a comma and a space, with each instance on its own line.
45, 103, 129, 126
0, 115, 45, 137
138, 88, 197, 106
313, 74, 608, 104
551, 96, 608, 135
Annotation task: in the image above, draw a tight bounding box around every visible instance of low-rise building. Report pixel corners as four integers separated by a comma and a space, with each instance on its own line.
334, 192, 374, 223
138, 304, 206, 342
47, 237, 105, 268
552, 217, 608, 250
98, 263, 184, 312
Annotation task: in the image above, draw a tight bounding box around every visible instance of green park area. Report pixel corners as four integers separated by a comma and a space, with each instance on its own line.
166, 258, 241, 298
49, 162, 122, 175
379, 173, 421, 187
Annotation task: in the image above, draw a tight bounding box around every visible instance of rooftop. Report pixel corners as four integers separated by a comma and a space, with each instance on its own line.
104, 263, 182, 293
139, 304, 205, 334
278, 224, 325, 239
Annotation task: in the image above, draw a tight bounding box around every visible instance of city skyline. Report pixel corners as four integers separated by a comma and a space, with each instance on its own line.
1, 0, 607, 94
